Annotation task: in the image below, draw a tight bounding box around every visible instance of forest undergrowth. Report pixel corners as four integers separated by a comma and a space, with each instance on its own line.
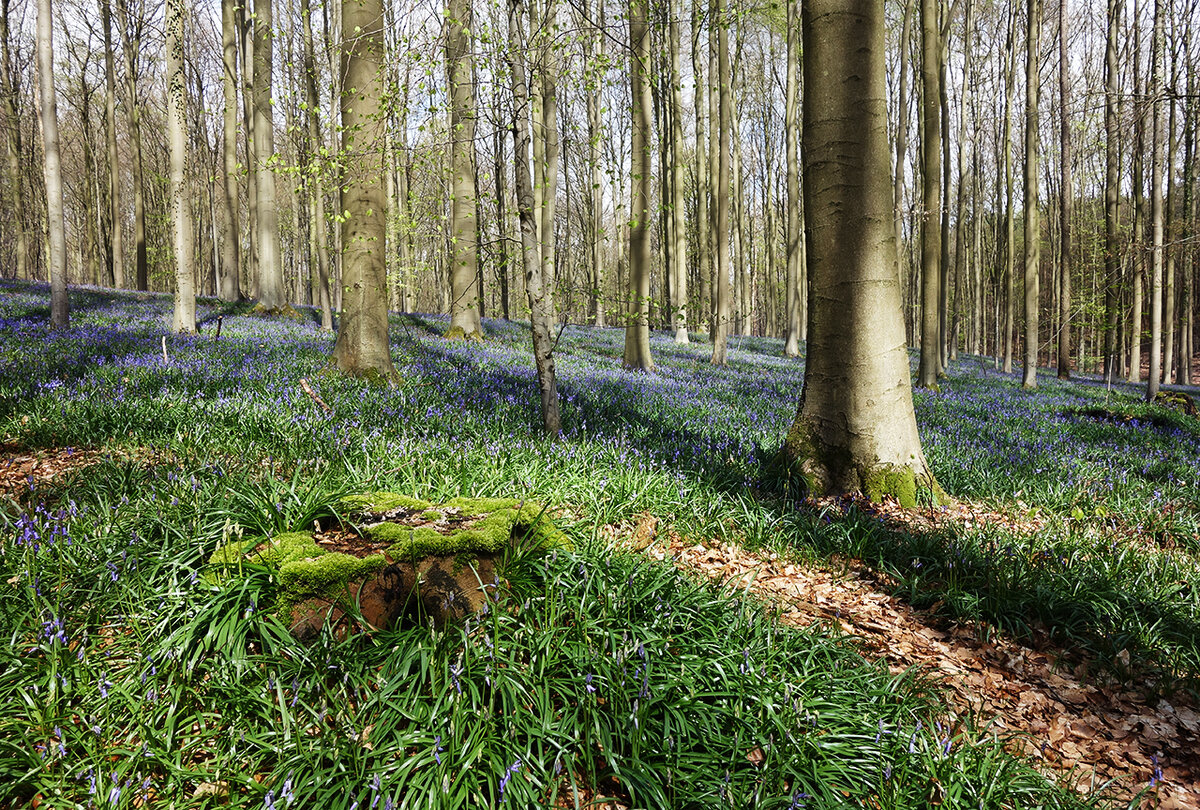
2, 280, 1198, 809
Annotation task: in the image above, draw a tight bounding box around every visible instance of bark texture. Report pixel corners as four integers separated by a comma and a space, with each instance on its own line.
782, 0, 940, 507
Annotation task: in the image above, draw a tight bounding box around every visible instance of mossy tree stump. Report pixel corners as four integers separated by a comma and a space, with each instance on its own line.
208, 492, 566, 638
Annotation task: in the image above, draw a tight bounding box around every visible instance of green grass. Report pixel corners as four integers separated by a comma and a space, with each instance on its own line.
2, 280, 1194, 807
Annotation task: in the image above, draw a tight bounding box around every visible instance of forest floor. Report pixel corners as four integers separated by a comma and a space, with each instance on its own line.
612, 501, 1200, 810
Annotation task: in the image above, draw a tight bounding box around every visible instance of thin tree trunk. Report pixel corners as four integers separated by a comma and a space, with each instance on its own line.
508, 0, 561, 433
300, 0, 331, 326
253, 0, 284, 310
0, 0, 27, 281
101, 0, 123, 289
446, 0, 482, 337
691, 0, 709, 338
115, 0, 148, 290
784, 0, 801, 356
168, 0, 194, 333
893, 0, 913, 337
916, 0, 941, 388
1002, 4, 1016, 374
668, 7, 687, 343
37, 0, 67, 325
1057, 0, 1072, 378
219, 0, 241, 301
587, 0, 605, 326
710, 0, 731, 364
1021, 0, 1040, 389
1145, 0, 1164, 400
624, 0, 655, 369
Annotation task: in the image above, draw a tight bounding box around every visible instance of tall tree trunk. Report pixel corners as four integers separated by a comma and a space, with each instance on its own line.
219, 0, 241, 301
37, 0, 67, 326
893, 0, 913, 339
586, 0, 606, 327
1163, 66, 1178, 383
101, 0, 123, 289
1002, 4, 1016, 373
331, 0, 397, 381
691, 0, 709, 338
1145, 0, 1164, 400
915, 0, 941, 388
116, 0, 148, 290
1056, 0, 1072, 378
784, 0, 801, 357
446, 0, 482, 338
539, 0, 559, 317
1128, 0, 1145, 383
493, 125, 510, 320
669, 6, 687, 343
709, 0, 731, 364
508, 0, 561, 433
624, 0, 655, 370
253, 0, 284, 310
951, 0, 975, 364
1179, 43, 1196, 386
168, 0, 194, 333
783, 0, 939, 506
1021, 0, 1040, 389
300, 0, 331, 325
0, 0, 27, 281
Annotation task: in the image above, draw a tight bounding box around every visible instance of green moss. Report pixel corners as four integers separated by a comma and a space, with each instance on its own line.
278, 552, 387, 601
364, 495, 568, 559
340, 491, 431, 513
863, 467, 919, 509
420, 509, 443, 521
444, 326, 484, 342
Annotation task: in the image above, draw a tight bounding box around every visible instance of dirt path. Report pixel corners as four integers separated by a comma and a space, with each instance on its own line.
628, 521, 1200, 809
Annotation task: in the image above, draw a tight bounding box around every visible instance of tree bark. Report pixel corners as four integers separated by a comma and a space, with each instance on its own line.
100, 0, 123, 289
1002, 3, 1016, 373
623, 0, 654, 370
0, 0, 27, 282
300, 0, 331, 326
916, 0, 941, 389
1056, 0, 1072, 378
253, 0, 284, 310
115, 0, 148, 290
586, 0, 606, 327
168, 0, 194, 333
446, 0, 482, 338
1145, 0, 1164, 400
691, 0, 709, 338
783, 0, 939, 507
330, 0, 397, 382
783, 0, 801, 357
38, 0, 67, 326
669, 4, 687, 344
1021, 0, 1040, 389
508, 0, 561, 434
709, 0, 731, 365
219, 0, 241, 302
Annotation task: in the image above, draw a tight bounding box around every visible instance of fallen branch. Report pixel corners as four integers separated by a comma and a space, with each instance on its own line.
299, 378, 333, 415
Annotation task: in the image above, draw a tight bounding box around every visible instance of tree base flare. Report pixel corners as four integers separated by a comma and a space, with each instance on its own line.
778, 425, 946, 509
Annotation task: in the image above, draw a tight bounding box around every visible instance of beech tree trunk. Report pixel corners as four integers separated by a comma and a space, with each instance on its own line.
0, 0, 27, 282
253, 0, 284, 310
915, 0, 941, 389
168, 0, 194, 333
783, 0, 801, 357
39, 0, 67, 326
219, 0, 241, 302
1145, 0, 1164, 400
446, 0, 482, 338
508, 0, 561, 434
300, 0, 332, 327
330, 0, 397, 382
669, 6, 687, 344
783, 0, 939, 507
115, 0, 148, 290
1021, 0, 1040, 389
101, 0, 122, 289
1056, 0, 1072, 378
709, 0, 731, 365
623, 0, 654, 370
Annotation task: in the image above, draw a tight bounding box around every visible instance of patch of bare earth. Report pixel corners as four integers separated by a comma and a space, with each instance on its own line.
608, 507, 1200, 810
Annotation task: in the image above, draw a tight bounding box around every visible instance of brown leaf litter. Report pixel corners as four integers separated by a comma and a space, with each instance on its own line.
611, 510, 1199, 809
